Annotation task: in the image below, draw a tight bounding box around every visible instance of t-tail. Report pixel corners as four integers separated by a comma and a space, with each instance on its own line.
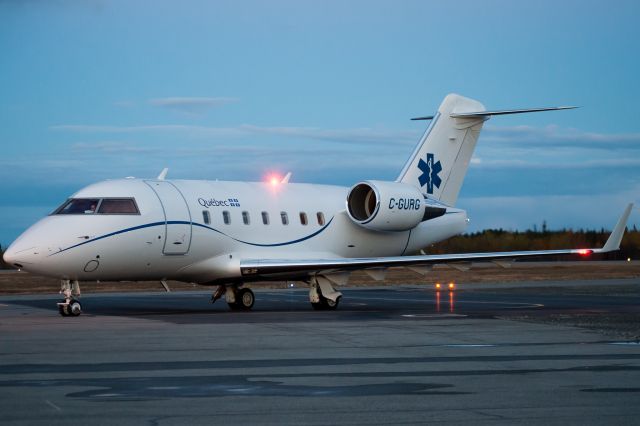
396, 93, 576, 206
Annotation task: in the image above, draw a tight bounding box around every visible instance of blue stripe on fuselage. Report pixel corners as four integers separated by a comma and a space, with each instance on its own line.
49, 217, 334, 256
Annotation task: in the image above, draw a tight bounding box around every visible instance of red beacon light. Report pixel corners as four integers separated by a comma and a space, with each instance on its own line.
577, 249, 593, 256
264, 173, 282, 187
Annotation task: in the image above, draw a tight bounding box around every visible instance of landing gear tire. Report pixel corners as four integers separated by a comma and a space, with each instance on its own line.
58, 303, 69, 317
312, 295, 341, 311
325, 296, 340, 310
237, 288, 255, 310
68, 300, 82, 316
57, 299, 82, 317
227, 288, 254, 311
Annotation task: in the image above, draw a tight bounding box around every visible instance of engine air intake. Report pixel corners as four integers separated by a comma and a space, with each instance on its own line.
346, 180, 425, 232
347, 183, 379, 222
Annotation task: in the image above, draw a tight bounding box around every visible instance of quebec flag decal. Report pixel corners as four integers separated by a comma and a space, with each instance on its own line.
417, 153, 442, 194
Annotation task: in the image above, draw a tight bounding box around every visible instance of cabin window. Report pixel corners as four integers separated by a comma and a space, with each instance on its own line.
202, 210, 211, 225
317, 212, 325, 226
222, 210, 231, 225
299, 212, 308, 225
262, 211, 270, 225
280, 211, 289, 225
242, 211, 250, 225
97, 198, 140, 214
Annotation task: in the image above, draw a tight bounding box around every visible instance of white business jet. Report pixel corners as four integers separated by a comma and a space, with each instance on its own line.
2, 94, 633, 316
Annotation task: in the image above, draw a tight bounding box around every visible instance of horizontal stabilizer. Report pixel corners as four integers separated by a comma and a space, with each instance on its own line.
450, 106, 577, 118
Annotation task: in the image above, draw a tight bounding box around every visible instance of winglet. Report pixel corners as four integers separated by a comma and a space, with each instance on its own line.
281, 172, 291, 184
157, 168, 169, 180
601, 203, 634, 252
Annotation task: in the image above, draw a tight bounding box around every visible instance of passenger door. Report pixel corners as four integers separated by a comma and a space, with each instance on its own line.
145, 181, 192, 255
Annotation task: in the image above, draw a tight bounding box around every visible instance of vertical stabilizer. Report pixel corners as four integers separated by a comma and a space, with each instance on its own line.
397, 94, 486, 206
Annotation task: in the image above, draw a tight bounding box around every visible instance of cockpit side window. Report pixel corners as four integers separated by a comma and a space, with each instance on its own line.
97, 198, 140, 214
53, 198, 101, 215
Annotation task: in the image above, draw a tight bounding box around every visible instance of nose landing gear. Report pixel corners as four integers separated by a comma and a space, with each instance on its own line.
57, 279, 82, 317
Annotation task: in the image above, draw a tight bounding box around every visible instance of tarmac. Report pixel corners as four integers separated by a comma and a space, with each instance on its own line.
1, 279, 639, 425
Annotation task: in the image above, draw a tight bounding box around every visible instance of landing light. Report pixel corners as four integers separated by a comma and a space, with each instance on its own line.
435, 283, 441, 290
448, 282, 455, 291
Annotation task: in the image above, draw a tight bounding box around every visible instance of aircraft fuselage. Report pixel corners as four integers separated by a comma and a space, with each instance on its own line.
6, 178, 467, 284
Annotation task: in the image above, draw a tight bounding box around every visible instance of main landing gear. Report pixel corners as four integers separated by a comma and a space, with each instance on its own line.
211, 284, 255, 311
309, 275, 342, 310
209, 277, 343, 311
57, 279, 82, 317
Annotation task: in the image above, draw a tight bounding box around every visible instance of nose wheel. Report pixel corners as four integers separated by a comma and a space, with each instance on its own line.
57, 280, 82, 317
58, 299, 82, 317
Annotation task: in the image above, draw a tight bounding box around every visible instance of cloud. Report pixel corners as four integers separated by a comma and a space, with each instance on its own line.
467, 157, 640, 170
50, 124, 247, 139
482, 124, 640, 150
71, 141, 159, 154
148, 97, 239, 114
50, 123, 419, 145
46, 122, 640, 189
237, 124, 417, 145
51, 121, 640, 152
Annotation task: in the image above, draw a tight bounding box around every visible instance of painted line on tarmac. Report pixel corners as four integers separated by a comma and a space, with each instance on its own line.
44, 399, 62, 412
442, 344, 496, 347
402, 313, 467, 318
353, 296, 543, 309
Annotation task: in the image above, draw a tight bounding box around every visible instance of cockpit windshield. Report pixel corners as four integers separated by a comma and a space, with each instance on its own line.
52, 198, 139, 215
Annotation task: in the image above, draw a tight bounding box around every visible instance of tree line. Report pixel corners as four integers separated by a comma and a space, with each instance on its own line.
428, 226, 640, 260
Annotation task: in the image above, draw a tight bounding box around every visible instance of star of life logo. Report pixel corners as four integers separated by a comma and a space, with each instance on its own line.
417, 153, 442, 194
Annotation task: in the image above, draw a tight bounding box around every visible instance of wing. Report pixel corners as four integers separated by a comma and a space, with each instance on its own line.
240, 204, 633, 279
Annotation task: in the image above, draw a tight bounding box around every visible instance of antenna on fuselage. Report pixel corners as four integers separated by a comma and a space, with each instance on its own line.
157, 168, 169, 180
281, 172, 292, 183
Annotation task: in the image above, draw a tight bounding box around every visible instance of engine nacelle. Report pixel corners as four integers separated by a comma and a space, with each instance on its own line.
346, 180, 424, 232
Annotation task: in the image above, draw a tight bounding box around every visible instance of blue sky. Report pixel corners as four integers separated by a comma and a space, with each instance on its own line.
1, 0, 640, 246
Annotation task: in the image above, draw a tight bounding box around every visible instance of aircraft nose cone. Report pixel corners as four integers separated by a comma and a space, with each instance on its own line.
2, 245, 39, 269
2, 247, 15, 266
